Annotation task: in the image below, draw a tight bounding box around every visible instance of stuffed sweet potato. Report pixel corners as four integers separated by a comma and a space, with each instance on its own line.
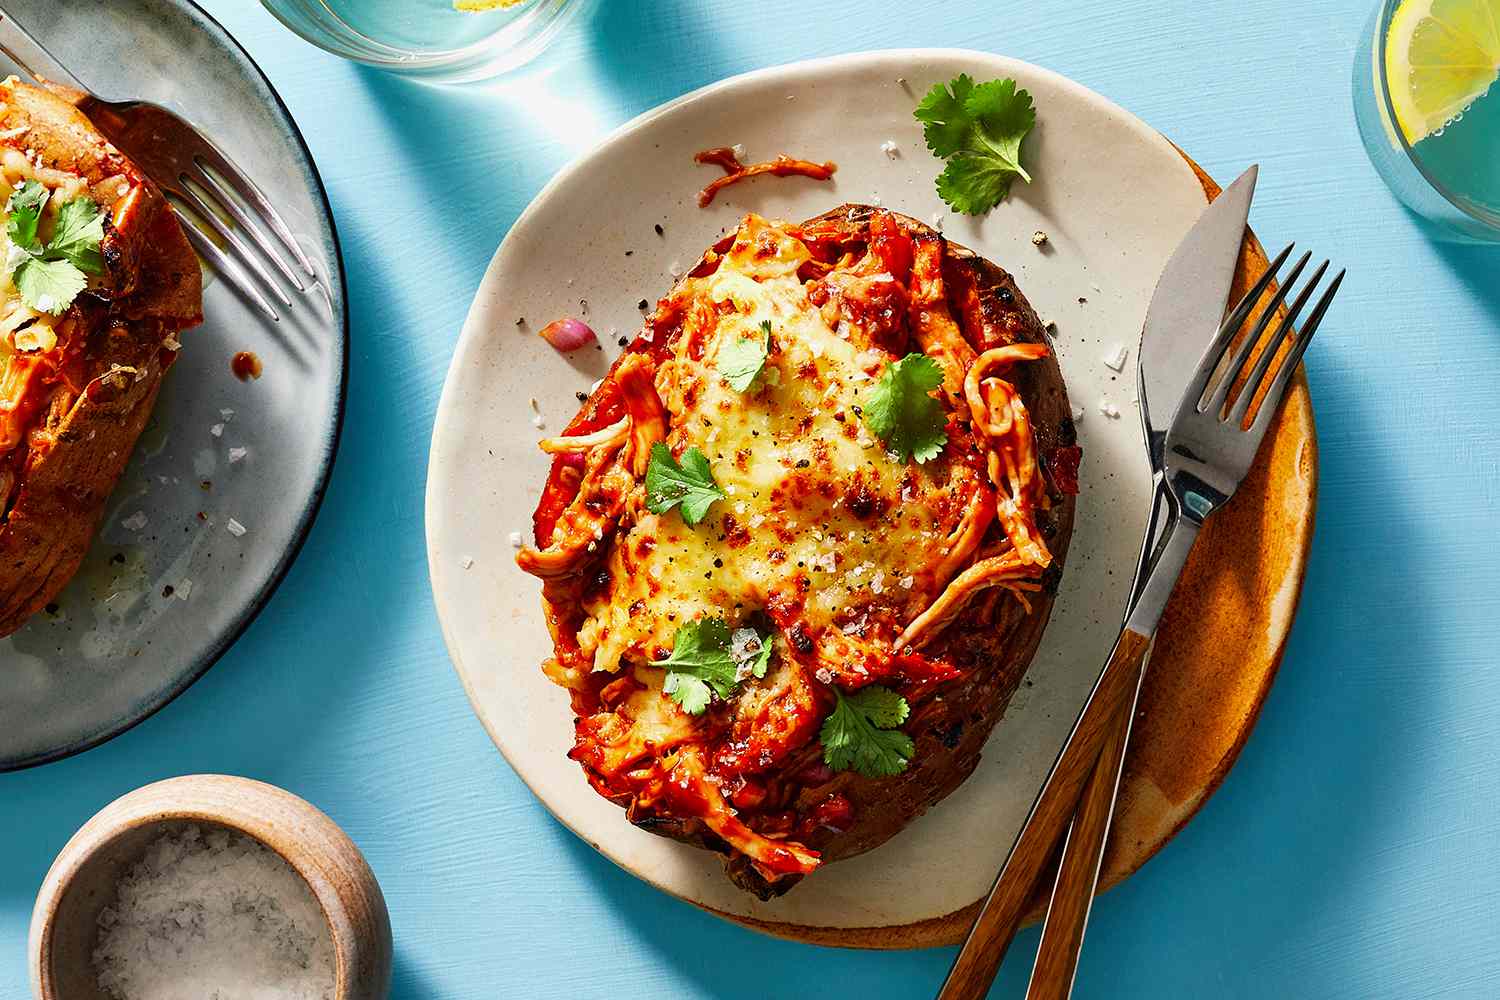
516, 206, 1077, 897
0, 78, 202, 638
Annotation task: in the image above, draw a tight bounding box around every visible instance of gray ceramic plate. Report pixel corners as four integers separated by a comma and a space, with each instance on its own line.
0, 0, 346, 770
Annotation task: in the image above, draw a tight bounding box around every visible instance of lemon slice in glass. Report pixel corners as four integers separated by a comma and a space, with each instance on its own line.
1385, 0, 1500, 142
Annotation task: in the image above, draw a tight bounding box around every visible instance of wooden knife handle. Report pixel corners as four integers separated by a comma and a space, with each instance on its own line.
1025, 688, 1134, 1000
936, 628, 1153, 1000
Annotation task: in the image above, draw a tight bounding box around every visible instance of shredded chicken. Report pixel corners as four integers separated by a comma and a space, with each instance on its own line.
963, 344, 1052, 567
538, 417, 629, 455
933, 486, 996, 585
516, 354, 666, 578
908, 237, 976, 402
693, 146, 837, 208
897, 551, 1042, 650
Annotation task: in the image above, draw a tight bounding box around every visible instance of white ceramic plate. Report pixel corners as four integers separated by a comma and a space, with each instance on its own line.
428, 49, 1208, 935
0, 0, 345, 770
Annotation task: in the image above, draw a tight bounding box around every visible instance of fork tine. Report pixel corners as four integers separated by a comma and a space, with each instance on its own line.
189, 164, 308, 293
176, 181, 293, 308
1228, 259, 1329, 427
1248, 269, 1344, 436
191, 142, 317, 278
1182, 243, 1295, 409
1204, 251, 1312, 416
179, 221, 280, 323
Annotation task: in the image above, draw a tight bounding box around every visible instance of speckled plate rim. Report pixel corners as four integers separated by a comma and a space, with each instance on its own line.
0, 0, 349, 772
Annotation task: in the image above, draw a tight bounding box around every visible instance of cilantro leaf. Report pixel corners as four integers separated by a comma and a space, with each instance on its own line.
717, 320, 770, 392
821, 686, 915, 778
936, 156, 1025, 217
645, 443, 725, 525
5, 190, 107, 314
663, 673, 714, 716
962, 78, 1035, 183
863, 354, 948, 464
914, 74, 1036, 215
14, 257, 86, 315
847, 685, 910, 728
48, 196, 106, 274
651, 618, 738, 711
652, 618, 777, 715
914, 73, 978, 157
5, 180, 48, 250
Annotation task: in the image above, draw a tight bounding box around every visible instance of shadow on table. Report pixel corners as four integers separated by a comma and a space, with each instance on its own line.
1067, 306, 1448, 993
577, 0, 738, 113
1431, 241, 1500, 331
349, 0, 736, 204
390, 943, 443, 999
554, 830, 952, 1000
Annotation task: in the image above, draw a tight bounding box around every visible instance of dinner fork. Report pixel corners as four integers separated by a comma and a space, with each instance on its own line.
0, 11, 316, 322
937, 247, 1344, 1000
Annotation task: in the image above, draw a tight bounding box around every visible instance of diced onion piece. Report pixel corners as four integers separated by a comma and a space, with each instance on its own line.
538, 317, 596, 353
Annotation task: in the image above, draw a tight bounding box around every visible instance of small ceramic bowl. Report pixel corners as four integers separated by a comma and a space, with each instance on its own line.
28, 774, 392, 1000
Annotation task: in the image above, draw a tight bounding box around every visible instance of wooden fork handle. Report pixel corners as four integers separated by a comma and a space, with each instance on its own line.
937, 627, 1153, 1000
1026, 676, 1137, 1000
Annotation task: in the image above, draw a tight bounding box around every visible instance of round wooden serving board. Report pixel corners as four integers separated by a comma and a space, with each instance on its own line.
711, 154, 1317, 948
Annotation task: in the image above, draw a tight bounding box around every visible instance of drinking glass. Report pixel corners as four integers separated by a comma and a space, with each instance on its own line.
261, 0, 583, 83
1352, 0, 1500, 243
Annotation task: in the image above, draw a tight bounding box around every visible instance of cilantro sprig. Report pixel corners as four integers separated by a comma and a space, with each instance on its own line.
651, 618, 775, 715
645, 444, 726, 525
717, 319, 771, 392
6, 181, 47, 248
863, 353, 948, 464
821, 686, 915, 778
5, 180, 107, 315
914, 74, 1037, 215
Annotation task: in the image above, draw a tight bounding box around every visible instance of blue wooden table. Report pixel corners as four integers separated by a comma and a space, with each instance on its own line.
5, 1, 1498, 997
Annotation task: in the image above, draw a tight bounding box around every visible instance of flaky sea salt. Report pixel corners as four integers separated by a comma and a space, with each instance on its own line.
93, 825, 335, 1000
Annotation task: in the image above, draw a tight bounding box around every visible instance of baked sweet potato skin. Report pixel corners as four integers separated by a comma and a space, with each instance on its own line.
0, 80, 203, 637
544, 206, 1076, 898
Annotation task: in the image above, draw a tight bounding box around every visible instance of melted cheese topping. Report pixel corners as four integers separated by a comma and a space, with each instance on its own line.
578, 216, 979, 675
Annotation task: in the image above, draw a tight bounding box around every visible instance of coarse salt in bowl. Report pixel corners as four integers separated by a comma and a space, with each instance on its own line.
28, 775, 392, 1000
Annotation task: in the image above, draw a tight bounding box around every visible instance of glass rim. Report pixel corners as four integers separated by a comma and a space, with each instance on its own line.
1371, 0, 1500, 232
259, 0, 574, 74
